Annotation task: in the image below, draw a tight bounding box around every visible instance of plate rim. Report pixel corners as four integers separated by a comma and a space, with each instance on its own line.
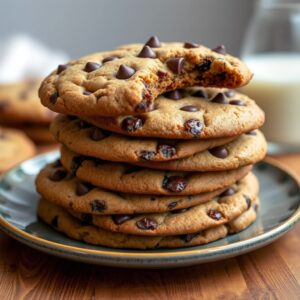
0, 153, 300, 261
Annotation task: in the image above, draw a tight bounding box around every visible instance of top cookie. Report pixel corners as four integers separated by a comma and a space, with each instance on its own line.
0, 80, 56, 124
39, 36, 252, 117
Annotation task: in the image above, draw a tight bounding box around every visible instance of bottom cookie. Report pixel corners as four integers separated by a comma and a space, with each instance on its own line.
37, 198, 259, 249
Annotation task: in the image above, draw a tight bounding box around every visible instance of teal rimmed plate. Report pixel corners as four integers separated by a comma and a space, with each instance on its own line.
0, 151, 299, 269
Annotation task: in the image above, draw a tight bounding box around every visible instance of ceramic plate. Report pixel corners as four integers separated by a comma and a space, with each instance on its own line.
0, 151, 299, 269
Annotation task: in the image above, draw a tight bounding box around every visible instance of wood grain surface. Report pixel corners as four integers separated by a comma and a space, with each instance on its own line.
0, 148, 299, 300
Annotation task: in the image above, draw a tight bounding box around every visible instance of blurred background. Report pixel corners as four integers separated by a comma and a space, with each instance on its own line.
0, 0, 254, 57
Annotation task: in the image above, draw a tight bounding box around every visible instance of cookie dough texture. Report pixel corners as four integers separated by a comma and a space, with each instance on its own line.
39, 42, 252, 117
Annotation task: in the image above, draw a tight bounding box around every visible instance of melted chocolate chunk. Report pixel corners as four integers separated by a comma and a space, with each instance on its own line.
162, 176, 187, 193
211, 93, 228, 104
112, 215, 133, 225
90, 199, 106, 212
145, 36, 161, 48
84, 62, 101, 72
123, 166, 142, 175
167, 202, 177, 210
180, 105, 199, 112
209, 146, 229, 159
138, 45, 156, 58
184, 119, 203, 136
207, 209, 223, 220
172, 207, 189, 214
116, 64, 135, 79
157, 144, 176, 158
49, 169, 67, 181
90, 128, 105, 141
166, 57, 185, 74
121, 117, 143, 132
196, 59, 212, 72
140, 151, 156, 161
224, 90, 236, 97
78, 120, 91, 128
76, 182, 93, 196
136, 217, 158, 230
70, 156, 87, 175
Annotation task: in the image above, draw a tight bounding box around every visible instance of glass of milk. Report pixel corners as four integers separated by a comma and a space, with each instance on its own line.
241, 0, 300, 153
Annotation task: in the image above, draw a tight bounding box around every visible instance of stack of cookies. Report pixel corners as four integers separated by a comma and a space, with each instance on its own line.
0, 80, 56, 144
36, 37, 266, 249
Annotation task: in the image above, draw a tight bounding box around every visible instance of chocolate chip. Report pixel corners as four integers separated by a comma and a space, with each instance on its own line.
84, 62, 101, 72
162, 176, 187, 193
184, 119, 203, 136
70, 156, 87, 175
180, 232, 198, 243
157, 144, 176, 158
112, 215, 133, 225
207, 209, 223, 220
172, 207, 189, 214
76, 182, 93, 196
192, 90, 209, 99
140, 151, 156, 161
116, 64, 135, 79
145, 36, 161, 48
244, 195, 252, 210
220, 187, 236, 197
138, 45, 156, 58
224, 90, 236, 97
167, 202, 177, 210
180, 105, 199, 112
209, 146, 229, 159
136, 217, 158, 230
246, 130, 257, 136
49, 91, 59, 105
164, 90, 183, 100
211, 93, 228, 104
57, 64, 69, 74
81, 213, 92, 225
90, 200, 106, 212
49, 169, 67, 181
150, 197, 156, 201
184, 42, 199, 48
197, 59, 212, 72
83, 91, 92, 96
135, 98, 153, 113
212, 45, 226, 55
121, 117, 143, 132
166, 57, 185, 74
229, 100, 245, 106
102, 56, 118, 63
90, 128, 105, 141
51, 216, 58, 227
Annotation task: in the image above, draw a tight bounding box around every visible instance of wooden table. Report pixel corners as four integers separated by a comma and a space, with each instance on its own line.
0, 152, 299, 299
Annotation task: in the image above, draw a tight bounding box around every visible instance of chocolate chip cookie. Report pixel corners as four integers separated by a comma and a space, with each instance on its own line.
69, 172, 258, 236
50, 114, 236, 162
37, 197, 258, 249
0, 127, 36, 173
39, 37, 252, 117
133, 130, 267, 171
36, 162, 227, 214
60, 146, 252, 195
83, 88, 264, 139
